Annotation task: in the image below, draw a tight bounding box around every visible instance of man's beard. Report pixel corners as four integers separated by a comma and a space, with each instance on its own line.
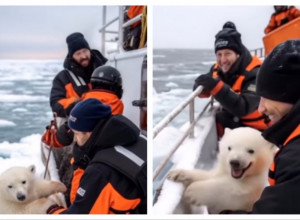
79, 58, 90, 67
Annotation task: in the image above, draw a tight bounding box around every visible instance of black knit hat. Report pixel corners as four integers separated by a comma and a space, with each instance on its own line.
215, 28, 242, 54
257, 39, 300, 104
66, 32, 90, 56
222, 21, 236, 30
68, 99, 112, 132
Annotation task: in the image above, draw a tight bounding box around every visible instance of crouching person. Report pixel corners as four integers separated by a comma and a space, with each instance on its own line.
47, 98, 147, 214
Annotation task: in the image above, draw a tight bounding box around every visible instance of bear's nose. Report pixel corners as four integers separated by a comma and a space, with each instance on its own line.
17, 193, 26, 201
230, 160, 240, 169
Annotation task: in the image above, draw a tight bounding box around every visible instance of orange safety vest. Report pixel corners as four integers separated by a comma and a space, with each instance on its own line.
212, 56, 268, 130
81, 90, 124, 115
58, 82, 92, 109
127, 6, 144, 28
268, 124, 300, 186
265, 7, 300, 34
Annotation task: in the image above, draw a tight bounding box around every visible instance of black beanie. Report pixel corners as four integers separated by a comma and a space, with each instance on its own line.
66, 32, 90, 56
222, 21, 236, 30
68, 99, 112, 132
257, 39, 300, 104
215, 28, 242, 54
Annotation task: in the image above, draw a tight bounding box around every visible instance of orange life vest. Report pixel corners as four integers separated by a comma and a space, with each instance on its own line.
265, 7, 300, 34
81, 90, 124, 115
268, 124, 300, 186
127, 6, 144, 28
212, 56, 268, 130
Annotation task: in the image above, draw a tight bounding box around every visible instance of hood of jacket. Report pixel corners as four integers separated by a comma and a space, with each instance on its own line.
76, 114, 140, 161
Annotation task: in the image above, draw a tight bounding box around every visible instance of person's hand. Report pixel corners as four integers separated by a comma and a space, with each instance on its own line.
41, 121, 63, 148
193, 74, 220, 98
46, 204, 64, 214
193, 74, 220, 91
219, 209, 250, 214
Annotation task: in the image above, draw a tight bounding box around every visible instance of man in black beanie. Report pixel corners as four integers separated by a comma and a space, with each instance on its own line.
50, 32, 108, 118
245, 39, 300, 214
220, 39, 300, 214
47, 99, 147, 214
193, 26, 268, 137
47, 32, 107, 205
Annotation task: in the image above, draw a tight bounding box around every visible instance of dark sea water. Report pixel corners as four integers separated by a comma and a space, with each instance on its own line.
0, 60, 62, 142
153, 49, 215, 127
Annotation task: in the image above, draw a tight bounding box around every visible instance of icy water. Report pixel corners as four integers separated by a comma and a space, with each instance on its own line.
153, 49, 216, 127
0, 60, 62, 142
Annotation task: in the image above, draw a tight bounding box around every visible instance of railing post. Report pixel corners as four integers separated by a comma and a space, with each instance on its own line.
118, 6, 124, 52
102, 6, 106, 55
189, 100, 194, 138
153, 86, 203, 139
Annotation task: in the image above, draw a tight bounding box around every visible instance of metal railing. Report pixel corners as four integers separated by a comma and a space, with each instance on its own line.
99, 6, 144, 56
250, 47, 265, 58
154, 86, 203, 139
153, 86, 213, 180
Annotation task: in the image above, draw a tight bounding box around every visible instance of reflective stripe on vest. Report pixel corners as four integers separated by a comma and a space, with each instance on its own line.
212, 56, 267, 130
67, 70, 86, 86
269, 124, 300, 186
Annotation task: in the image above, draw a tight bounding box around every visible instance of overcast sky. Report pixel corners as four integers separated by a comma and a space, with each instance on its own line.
153, 6, 300, 50
0, 6, 118, 59
2, 5, 300, 59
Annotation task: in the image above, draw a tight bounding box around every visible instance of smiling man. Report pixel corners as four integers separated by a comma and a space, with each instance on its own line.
251, 39, 300, 214
50, 32, 107, 118
48, 32, 107, 205
193, 24, 269, 137
221, 39, 300, 214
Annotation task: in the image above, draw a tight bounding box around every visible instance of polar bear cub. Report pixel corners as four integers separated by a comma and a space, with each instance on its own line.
0, 165, 67, 214
168, 127, 276, 214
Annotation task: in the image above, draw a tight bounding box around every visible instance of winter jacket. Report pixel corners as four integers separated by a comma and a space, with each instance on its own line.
220, 100, 300, 214
55, 91, 124, 147
264, 6, 300, 34
81, 90, 124, 115
51, 115, 147, 214
201, 45, 268, 130
50, 50, 107, 117
251, 100, 300, 214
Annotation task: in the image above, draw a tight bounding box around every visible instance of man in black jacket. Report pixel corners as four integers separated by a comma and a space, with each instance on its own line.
193, 26, 268, 137
50, 32, 107, 118
48, 32, 107, 205
221, 39, 300, 214
249, 39, 300, 214
47, 98, 147, 214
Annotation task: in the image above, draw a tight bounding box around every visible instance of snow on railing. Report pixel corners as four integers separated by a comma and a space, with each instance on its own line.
153, 86, 203, 139
153, 85, 213, 181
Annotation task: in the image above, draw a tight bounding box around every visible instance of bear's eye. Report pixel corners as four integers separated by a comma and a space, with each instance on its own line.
248, 149, 255, 154
228, 146, 231, 151
22, 181, 26, 184
8, 185, 12, 189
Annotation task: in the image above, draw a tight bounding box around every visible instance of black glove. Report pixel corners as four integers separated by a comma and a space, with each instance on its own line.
219, 209, 250, 214
47, 204, 65, 214
193, 74, 220, 91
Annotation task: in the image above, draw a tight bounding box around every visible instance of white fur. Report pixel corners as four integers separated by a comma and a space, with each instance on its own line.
168, 127, 276, 214
0, 165, 67, 214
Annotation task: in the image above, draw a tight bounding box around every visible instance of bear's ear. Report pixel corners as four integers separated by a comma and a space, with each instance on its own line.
224, 128, 232, 135
28, 165, 36, 174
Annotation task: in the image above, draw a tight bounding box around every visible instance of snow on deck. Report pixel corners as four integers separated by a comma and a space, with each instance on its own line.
153, 113, 216, 214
